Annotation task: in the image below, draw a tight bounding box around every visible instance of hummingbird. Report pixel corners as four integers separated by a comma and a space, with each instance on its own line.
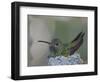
38, 32, 85, 57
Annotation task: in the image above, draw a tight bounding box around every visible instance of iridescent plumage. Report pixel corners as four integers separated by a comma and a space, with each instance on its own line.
38, 32, 85, 57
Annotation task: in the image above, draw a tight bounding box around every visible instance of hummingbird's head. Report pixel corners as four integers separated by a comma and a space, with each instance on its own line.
50, 38, 62, 49
38, 38, 62, 53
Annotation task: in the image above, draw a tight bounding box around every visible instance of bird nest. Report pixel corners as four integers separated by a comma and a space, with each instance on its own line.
48, 53, 84, 65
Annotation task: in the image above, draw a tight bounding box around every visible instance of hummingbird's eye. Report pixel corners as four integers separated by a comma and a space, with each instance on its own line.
56, 43, 59, 46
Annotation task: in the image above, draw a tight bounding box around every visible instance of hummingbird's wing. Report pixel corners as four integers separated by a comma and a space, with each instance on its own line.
66, 32, 85, 55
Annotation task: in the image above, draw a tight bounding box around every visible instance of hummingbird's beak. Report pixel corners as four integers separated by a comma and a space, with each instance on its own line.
38, 40, 51, 45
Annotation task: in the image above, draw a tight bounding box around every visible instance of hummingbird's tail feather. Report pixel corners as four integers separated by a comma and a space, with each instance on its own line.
81, 32, 85, 38
69, 39, 83, 55
69, 32, 85, 55
71, 32, 83, 43
71, 32, 85, 44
